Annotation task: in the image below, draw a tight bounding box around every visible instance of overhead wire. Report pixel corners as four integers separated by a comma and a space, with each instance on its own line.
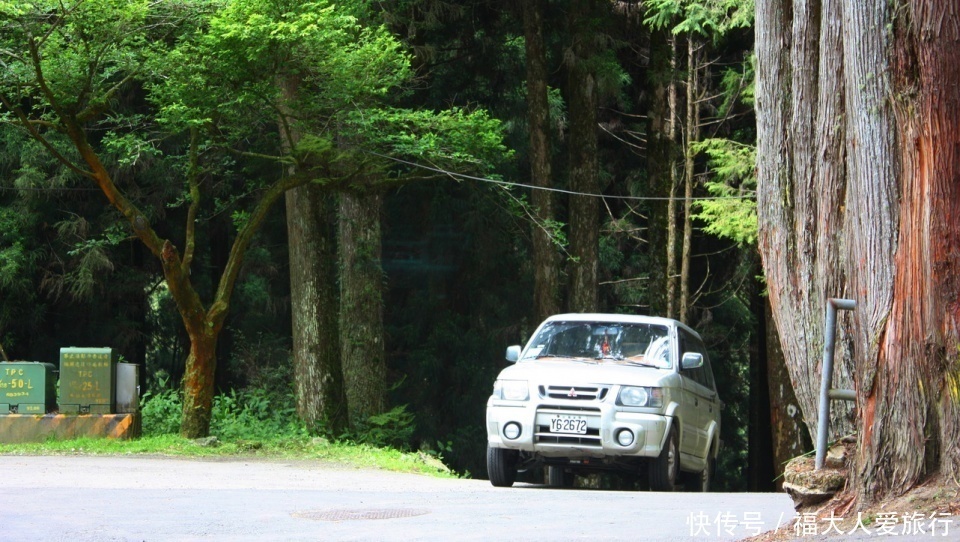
0, 150, 757, 202
362, 150, 756, 202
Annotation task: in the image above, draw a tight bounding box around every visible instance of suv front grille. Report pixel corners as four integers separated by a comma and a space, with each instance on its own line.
536, 429, 602, 446
540, 385, 609, 401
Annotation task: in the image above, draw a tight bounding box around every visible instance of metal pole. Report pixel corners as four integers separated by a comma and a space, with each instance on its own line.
815, 298, 856, 470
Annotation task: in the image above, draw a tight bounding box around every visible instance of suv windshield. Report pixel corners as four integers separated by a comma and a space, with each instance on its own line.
521, 321, 673, 369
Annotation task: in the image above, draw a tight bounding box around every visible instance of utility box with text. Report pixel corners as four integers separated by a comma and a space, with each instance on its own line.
58, 347, 117, 414
0, 362, 57, 414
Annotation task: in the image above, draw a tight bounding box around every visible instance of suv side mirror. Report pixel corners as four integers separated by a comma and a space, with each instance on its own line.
680, 352, 703, 370
505, 345, 521, 363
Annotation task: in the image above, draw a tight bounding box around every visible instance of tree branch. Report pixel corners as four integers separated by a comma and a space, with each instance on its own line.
0, 92, 94, 179
209, 171, 320, 325
182, 126, 201, 273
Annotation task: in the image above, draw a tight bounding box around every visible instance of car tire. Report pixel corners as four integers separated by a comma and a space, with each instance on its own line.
649, 426, 678, 491
547, 466, 574, 488
695, 453, 715, 492
487, 445, 519, 487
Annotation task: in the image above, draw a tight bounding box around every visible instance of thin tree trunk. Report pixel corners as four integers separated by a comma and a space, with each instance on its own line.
524, 0, 561, 321
680, 36, 698, 324
645, 29, 676, 317
11, 13, 317, 439
665, 36, 679, 320
338, 189, 387, 426
567, 0, 600, 313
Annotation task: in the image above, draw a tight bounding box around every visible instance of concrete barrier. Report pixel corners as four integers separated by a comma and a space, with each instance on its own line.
0, 413, 141, 444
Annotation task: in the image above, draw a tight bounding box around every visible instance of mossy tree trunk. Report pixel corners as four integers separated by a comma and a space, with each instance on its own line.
524, 0, 562, 321
279, 75, 347, 434
338, 189, 387, 426
566, 0, 600, 313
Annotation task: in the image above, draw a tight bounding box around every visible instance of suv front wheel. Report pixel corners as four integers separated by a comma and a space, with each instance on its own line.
649, 426, 678, 491
487, 446, 519, 487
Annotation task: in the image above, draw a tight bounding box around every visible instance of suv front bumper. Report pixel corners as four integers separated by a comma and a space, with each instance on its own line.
486, 398, 671, 459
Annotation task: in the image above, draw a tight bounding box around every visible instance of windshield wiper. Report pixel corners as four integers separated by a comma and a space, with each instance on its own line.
621, 359, 661, 368
531, 354, 601, 364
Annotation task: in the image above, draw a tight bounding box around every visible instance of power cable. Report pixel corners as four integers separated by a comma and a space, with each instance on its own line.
363, 150, 756, 202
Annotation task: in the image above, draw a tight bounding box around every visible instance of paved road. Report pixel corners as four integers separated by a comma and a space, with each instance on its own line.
0, 455, 796, 541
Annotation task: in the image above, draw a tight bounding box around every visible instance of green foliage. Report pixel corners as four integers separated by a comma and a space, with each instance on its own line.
693, 138, 757, 246
342, 405, 416, 450
150, 0, 413, 136
211, 388, 308, 441
700, 281, 757, 492
0, 436, 456, 477
0, 208, 39, 292
0, 0, 155, 114
141, 384, 308, 441
140, 386, 184, 436
346, 107, 511, 170
643, 0, 755, 37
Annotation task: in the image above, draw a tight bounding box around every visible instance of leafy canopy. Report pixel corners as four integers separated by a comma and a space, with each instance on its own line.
692, 138, 757, 246
643, 0, 754, 37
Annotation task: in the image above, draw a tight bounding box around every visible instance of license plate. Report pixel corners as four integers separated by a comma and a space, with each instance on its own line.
550, 416, 588, 434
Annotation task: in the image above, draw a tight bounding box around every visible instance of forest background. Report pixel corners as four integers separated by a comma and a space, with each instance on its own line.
1, 0, 789, 492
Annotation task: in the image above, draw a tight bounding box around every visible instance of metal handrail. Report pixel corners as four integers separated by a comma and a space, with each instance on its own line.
815, 298, 856, 470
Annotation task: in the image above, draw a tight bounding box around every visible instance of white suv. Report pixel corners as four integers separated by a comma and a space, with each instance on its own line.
485, 313, 722, 491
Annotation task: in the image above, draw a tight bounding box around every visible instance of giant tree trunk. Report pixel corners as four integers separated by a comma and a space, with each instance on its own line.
850, 0, 960, 502
338, 190, 387, 426
755, 0, 854, 444
279, 75, 346, 434
286, 186, 346, 433
523, 0, 561, 321
757, 0, 960, 505
566, 0, 600, 313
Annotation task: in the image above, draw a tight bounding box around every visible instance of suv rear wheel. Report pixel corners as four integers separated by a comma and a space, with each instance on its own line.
487, 446, 519, 487
695, 454, 715, 492
547, 466, 575, 488
649, 427, 678, 491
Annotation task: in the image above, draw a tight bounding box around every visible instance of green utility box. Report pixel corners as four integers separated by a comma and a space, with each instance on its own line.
0, 362, 57, 414
58, 347, 117, 414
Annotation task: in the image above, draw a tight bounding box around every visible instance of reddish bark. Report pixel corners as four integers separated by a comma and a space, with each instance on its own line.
758, 0, 960, 505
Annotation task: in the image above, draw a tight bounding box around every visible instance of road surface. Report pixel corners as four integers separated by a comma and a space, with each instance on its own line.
0, 455, 796, 541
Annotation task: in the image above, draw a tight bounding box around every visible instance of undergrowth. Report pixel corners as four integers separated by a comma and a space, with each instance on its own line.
116, 381, 453, 477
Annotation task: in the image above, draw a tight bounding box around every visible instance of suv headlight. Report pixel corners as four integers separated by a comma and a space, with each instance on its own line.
493, 380, 529, 401
618, 386, 663, 408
